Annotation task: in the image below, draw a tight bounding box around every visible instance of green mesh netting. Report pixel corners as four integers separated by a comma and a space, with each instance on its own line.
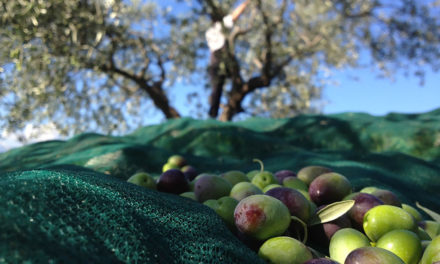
1, 109, 440, 261
0, 167, 264, 263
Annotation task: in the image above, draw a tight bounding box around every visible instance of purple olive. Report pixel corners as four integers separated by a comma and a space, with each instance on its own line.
348, 193, 384, 230
371, 189, 402, 207
181, 165, 198, 181
266, 187, 311, 222
345, 247, 405, 264
157, 169, 189, 194
274, 170, 297, 184
309, 172, 352, 206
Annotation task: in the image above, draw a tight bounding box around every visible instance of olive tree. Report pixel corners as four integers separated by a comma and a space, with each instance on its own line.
193, 0, 440, 120
1, 0, 439, 137
0, 0, 201, 135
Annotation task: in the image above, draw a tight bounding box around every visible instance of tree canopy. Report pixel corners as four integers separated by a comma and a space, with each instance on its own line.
1, 0, 439, 137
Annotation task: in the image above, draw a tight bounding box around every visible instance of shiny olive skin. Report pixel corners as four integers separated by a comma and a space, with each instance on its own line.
221, 170, 249, 186
194, 174, 232, 202
230, 182, 263, 201
258, 236, 313, 264
266, 187, 311, 222
203, 196, 239, 230
401, 203, 422, 222
157, 169, 189, 194
329, 228, 370, 264
283, 177, 308, 192
345, 247, 405, 264
274, 170, 297, 184
420, 235, 440, 264
308, 172, 352, 206
251, 171, 278, 190
348, 192, 383, 230
297, 166, 332, 186
376, 229, 422, 264
363, 205, 417, 242
371, 189, 401, 207
234, 195, 291, 241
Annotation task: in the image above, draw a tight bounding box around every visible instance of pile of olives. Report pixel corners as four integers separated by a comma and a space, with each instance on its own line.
127, 155, 440, 264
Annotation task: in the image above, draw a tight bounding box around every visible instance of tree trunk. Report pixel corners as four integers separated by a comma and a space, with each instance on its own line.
219, 76, 270, 121
219, 90, 245, 121
136, 79, 181, 119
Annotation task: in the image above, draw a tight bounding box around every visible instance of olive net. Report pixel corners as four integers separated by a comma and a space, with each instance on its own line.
1, 109, 440, 262
0, 168, 264, 263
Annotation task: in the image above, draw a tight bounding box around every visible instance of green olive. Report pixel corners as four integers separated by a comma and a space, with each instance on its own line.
363, 205, 417, 241
376, 229, 422, 264
329, 228, 370, 263
258, 236, 313, 264
420, 235, 440, 264
234, 195, 291, 241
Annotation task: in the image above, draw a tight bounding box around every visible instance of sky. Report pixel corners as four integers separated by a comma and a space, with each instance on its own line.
322, 66, 440, 116
1, 0, 439, 152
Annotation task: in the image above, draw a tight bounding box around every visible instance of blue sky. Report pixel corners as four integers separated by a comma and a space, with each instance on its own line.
1, 0, 439, 152
322, 66, 440, 116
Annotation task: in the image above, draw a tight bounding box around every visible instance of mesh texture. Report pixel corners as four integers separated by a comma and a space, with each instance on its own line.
0, 167, 264, 263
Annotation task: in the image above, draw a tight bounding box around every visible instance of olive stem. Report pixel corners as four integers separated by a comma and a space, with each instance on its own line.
252, 158, 264, 173
290, 215, 308, 244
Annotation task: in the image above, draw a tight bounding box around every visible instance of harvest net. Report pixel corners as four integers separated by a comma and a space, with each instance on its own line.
1, 109, 439, 262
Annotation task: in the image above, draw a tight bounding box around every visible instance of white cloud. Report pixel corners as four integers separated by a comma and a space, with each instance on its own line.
0, 131, 22, 153
0, 123, 63, 153
23, 123, 62, 142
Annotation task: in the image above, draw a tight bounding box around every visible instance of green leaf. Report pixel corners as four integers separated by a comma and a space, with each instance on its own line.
309, 200, 355, 226
416, 202, 440, 222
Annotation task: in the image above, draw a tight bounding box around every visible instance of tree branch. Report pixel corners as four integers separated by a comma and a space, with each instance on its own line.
218, 0, 279, 121
228, 26, 253, 47
256, 0, 273, 81
98, 39, 180, 119
138, 38, 151, 79
151, 43, 166, 83
197, 0, 225, 21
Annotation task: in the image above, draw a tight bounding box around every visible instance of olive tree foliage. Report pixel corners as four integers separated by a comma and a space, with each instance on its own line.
1, 0, 440, 137
0, 0, 203, 136
191, 0, 440, 120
